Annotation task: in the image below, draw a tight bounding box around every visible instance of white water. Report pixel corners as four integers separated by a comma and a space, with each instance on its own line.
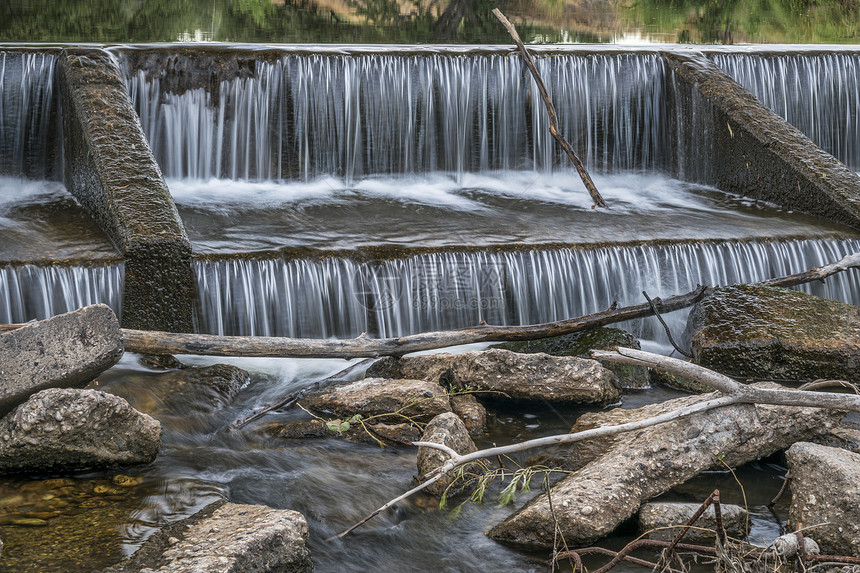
194, 239, 860, 353
0, 51, 61, 179
0, 262, 124, 324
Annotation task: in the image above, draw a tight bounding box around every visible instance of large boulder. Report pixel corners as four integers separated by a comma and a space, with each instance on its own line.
300, 377, 451, 423
495, 328, 650, 389
0, 388, 161, 474
263, 419, 423, 446
102, 501, 312, 572
686, 285, 860, 382
417, 412, 479, 498
488, 385, 841, 548
786, 442, 860, 556
367, 349, 620, 405
0, 304, 123, 417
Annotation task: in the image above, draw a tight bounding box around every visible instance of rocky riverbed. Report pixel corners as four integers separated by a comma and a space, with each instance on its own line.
1, 284, 859, 571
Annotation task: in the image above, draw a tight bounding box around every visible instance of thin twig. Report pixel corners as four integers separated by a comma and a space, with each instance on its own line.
642, 290, 692, 358
492, 8, 607, 208
327, 472, 444, 541
798, 379, 860, 394
227, 358, 375, 431
768, 470, 791, 508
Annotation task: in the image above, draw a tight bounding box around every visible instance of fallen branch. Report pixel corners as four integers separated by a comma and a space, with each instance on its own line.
330, 346, 860, 539
492, 8, 608, 208
115, 285, 710, 358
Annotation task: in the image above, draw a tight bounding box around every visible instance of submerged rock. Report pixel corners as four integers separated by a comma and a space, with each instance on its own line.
687, 285, 860, 382
0, 473, 161, 571
417, 413, 479, 498
263, 419, 422, 446
0, 304, 123, 417
301, 377, 451, 423
786, 442, 860, 556
495, 328, 650, 389
103, 501, 312, 573
367, 349, 620, 404
108, 363, 249, 418
0, 388, 161, 474
488, 385, 841, 548
638, 501, 749, 542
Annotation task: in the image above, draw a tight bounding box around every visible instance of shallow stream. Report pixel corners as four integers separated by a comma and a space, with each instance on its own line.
0, 350, 796, 572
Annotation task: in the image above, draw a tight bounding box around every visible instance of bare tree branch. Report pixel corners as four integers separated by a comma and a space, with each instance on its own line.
492, 8, 607, 208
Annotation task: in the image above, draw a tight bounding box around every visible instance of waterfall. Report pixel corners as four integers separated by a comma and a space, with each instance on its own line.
0, 263, 124, 324
0, 51, 62, 179
712, 53, 860, 170
125, 52, 670, 181
193, 238, 860, 347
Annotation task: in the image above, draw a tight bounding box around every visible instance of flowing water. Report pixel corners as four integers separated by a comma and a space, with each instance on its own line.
0, 46, 859, 571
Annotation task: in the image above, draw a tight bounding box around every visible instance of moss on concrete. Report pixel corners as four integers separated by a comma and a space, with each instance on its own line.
59, 48, 193, 332
688, 284, 860, 381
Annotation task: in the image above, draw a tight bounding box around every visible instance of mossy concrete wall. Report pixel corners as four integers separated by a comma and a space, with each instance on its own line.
663, 51, 860, 231
59, 48, 193, 332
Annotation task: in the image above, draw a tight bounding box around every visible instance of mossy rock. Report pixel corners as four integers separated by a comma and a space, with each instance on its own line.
649, 369, 712, 394
494, 327, 649, 389
687, 284, 860, 382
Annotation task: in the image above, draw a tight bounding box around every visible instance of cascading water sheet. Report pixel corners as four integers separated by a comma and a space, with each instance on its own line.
194, 238, 860, 352
126, 51, 670, 181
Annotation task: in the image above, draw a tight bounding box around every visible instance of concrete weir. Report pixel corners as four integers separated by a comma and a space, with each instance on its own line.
59, 48, 193, 332
665, 51, 860, 230
5, 45, 860, 335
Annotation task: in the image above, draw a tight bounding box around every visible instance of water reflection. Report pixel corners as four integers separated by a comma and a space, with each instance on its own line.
0, 0, 856, 44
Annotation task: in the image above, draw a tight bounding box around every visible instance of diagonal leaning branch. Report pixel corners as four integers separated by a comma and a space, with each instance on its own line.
329, 346, 860, 540
492, 8, 608, 208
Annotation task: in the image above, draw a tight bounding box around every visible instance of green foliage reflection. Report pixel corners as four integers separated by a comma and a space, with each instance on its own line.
0, 0, 856, 44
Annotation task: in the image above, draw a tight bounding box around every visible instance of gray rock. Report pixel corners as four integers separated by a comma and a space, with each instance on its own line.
638, 501, 749, 542
649, 369, 712, 394
771, 533, 820, 558
263, 419, 422, 446
786, 442, 860, 556
103, 501, 312, 573
301, 377, 450, 423
0, 388, 161, 474
495, 328, 650, 389
0, 304, 123, 417
417, 413, 479, 498
449, 393, 487, 436
367, 349, 620, 405
686, 285, 860, 382
489, 385, 841, 548
812, 426, 860, 455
